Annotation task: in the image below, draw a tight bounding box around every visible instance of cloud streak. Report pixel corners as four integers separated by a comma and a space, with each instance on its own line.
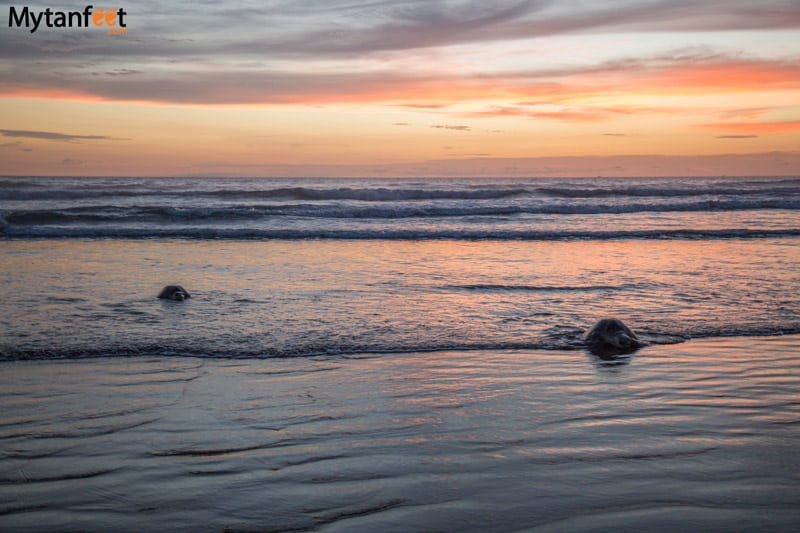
5, 0, 796, 60
2, 52, 798, 108
431, 124, 471, 131
696, 121, 800, 135
0, 129, 124, 142
1, 1, 798, 107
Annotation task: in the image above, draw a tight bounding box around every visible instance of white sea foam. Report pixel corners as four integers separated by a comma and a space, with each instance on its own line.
1, 176, 797, 240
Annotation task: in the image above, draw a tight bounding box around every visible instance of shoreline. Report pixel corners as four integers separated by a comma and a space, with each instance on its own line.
2, 332, 799, 363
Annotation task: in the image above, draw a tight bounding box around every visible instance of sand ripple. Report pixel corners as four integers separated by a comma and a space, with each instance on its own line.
1, 337, 799, 531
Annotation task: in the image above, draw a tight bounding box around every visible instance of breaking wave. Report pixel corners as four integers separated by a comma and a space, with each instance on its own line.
2, 176, 797, 241
1, 177, 798, 203
2, 197, 799, 227
1, 323, 796, 361
3, 226, 800, 240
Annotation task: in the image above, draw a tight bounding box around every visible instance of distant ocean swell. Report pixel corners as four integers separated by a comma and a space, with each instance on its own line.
1, 180, 799, 202
3, 225, 799, 240
2, 197, 799, 224
2, 176, 798, 241
0, 186, 528, 202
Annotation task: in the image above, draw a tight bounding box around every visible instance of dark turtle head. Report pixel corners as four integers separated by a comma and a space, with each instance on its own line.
585, 318, 642, 356
158, 284, 191, 301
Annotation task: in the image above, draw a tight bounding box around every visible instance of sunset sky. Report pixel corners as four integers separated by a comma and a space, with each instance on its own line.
1, 0, 799, 177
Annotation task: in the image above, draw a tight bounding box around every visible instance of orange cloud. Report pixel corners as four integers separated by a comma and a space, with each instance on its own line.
696, 120, 800, 135
0, 86, 101, 102
3, 54, 799, 108
414, 58, 800, 110
641, 60, 800, 94
508, 58, 800, 105
463, 103, 654, 123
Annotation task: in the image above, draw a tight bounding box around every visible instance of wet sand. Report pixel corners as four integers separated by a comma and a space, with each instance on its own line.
2, 336, 799, 532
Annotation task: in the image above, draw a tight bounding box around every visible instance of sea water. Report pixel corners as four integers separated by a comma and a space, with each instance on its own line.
1, 176, 798, 360
0, 176, 799, 531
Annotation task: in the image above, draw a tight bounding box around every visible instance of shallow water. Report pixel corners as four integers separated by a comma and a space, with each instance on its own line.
0, 238, 798, 360
1, 337, 799, 531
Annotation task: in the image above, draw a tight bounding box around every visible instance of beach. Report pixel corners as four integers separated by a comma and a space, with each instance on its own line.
2, 336, 799, 532
1, 176, 799, 531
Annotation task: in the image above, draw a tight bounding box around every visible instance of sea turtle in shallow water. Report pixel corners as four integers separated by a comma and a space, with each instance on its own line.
584, 318, 643, 356
158, 285, 191, 301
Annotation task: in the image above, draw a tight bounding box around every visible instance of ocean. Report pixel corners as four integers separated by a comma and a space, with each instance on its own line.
1, 176, 799, 531
0, 175, 798, 360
